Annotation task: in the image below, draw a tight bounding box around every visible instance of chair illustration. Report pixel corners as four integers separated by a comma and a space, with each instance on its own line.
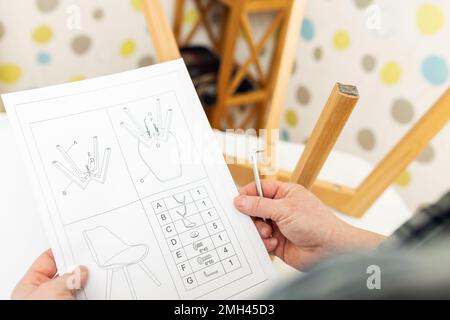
83, 226, 161, 300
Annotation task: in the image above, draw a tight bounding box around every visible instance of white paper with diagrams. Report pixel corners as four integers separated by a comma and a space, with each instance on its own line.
2, 59, 275, 300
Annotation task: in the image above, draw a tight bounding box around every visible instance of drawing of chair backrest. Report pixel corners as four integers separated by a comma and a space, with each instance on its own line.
83, 226, 161, 300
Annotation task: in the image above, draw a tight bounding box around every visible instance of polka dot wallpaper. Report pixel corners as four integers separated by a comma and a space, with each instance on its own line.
284, 0, 450, 211
0, 0, 449, 212
0, 0, 156, 92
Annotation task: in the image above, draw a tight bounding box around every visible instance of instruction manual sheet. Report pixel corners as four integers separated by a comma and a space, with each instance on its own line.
2, 59, 274, 300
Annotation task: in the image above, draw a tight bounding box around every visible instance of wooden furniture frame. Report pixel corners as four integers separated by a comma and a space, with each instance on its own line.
173, 0, 302, 130
141, 0, 450, 218
229, 87, 450, 217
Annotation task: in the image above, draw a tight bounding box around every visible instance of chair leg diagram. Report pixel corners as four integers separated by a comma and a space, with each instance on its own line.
120, 98, 182, 183
83, 226, 161, 300
52, 136, 111, 195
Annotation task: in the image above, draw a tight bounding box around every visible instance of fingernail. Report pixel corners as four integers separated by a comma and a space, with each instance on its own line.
268, 237, 277, 247
66, 265, 87, 277
234, 195, 248, 209
79, 266, 88, 275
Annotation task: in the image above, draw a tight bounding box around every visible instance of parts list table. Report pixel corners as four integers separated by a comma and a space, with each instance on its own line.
151, 184, 241, 291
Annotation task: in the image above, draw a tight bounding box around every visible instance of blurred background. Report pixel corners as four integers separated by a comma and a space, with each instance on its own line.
0, 0, 449, 212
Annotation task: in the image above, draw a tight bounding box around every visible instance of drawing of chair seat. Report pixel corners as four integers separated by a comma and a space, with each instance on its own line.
83, 226, 161, 300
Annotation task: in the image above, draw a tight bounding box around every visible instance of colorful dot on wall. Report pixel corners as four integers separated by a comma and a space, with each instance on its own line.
138, 55, 155, 68
285, 109, 298, 127
72, 35, 92, 55
36, 0, 59, 12
416, 144, 435, 164
32, 25, 53, 44
357, 128, 376, 151
333, 30, 351, 50
93, 8, 104, 20
281, 129, 290, 142
417, 4, 445, 35
37, 51, 51, 65
120, 39, 136, 57
301, 18, 315, 41
362, 54, 376, 72
422, 55, 449, 86
291, 60, 297, 74
130, 0, 142, 11
296, 86, 311, 105
0, 64, 22, 84
313, 47, 323, 61
391, 98, 414, 124
0, 21, 5, 40
354, 0, 373, 9
396, 170, 411, 187
380, 61, 402, 85
68, 75, 85, 82
184, 9, 199, 25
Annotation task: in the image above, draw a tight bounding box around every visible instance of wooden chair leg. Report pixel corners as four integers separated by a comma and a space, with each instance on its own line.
263, 0, 306, 175
290, 83, 359, 189
343, 86, 450, 217
141, 0, 181, 62
173, 0, 186, 44
211, 1, 244, 128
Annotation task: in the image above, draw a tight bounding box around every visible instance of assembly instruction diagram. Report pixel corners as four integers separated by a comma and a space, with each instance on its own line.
52, 136, 111, 196
3, 59, 272, 300
120, 98, 182, 183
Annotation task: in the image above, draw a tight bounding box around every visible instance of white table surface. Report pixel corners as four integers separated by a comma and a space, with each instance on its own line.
0, 114, 411, 299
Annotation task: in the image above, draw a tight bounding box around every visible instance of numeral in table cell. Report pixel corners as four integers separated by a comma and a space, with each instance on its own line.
217, 243, 235, 260
190, 186, 208, 200
195, 263, 225, 285
184, 237, 214, 259
223, 255, 241, 273
167, 235, 182, 251
206, 219, 224, 235
172, 248, 188, 264
200, 208, 218, 223
195, 198, 213, 211
153, 185, 240, 292
182, 274, 198, 290
211, 231, 229, 248
176, 261, 193, 277
152, 200, 167, 214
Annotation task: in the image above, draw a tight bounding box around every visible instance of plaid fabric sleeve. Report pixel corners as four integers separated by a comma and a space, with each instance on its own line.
379, 191, 450, 252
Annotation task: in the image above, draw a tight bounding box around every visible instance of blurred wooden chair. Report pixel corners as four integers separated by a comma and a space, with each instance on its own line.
173, 0, 301, 130
141, 0, 450, 218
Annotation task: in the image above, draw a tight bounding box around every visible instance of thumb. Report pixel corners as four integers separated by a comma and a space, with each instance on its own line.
46, 266, 88, 298
234, 195, 284, 220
